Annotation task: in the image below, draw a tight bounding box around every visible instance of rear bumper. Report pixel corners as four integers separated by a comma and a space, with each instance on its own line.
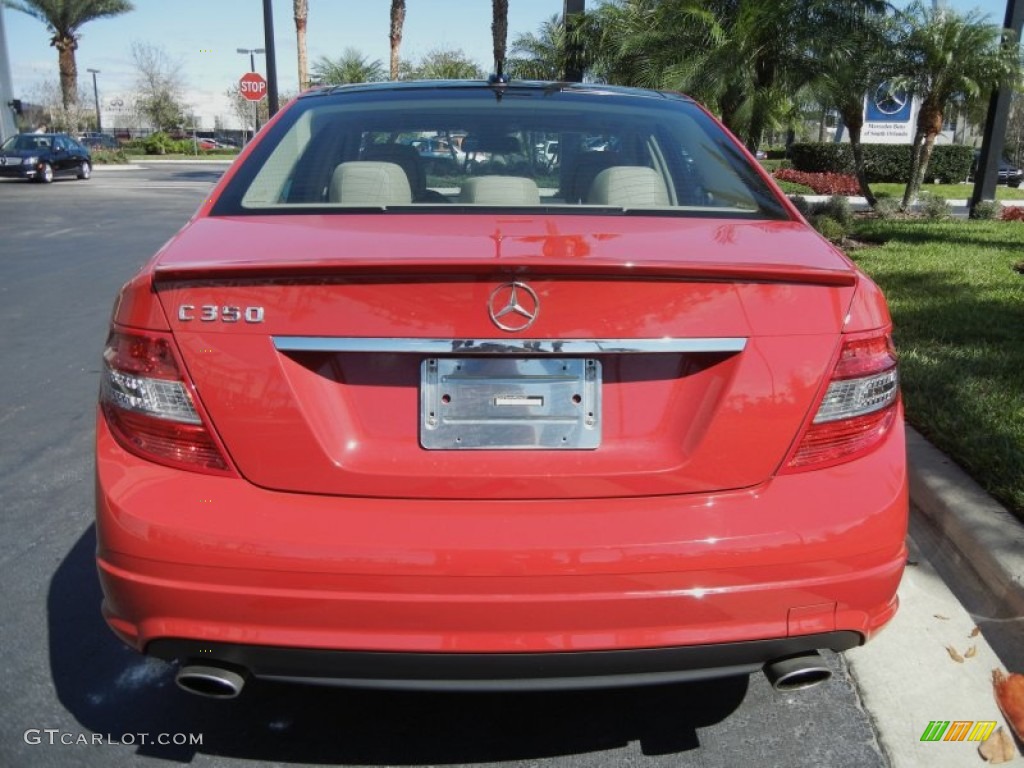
96, 411, 907, 669
149, 633, 862, 691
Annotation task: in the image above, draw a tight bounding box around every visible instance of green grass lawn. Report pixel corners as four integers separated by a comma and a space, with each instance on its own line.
870, 182, 1024, 200
848, 219, 1024, 516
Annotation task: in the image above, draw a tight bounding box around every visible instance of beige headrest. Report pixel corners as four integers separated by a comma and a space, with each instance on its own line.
329, 161, 412, 204
587, 166, 670, 207
459, 176, 540, 205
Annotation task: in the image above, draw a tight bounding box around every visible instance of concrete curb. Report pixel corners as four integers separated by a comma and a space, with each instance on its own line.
906, 425, 1024, 614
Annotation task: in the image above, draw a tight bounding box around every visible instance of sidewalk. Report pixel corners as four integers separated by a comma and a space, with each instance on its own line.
799, 194, 1024, 213
845, 426, 1024, 767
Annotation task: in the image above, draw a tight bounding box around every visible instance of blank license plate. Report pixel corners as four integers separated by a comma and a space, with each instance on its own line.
420, 358, 601, 449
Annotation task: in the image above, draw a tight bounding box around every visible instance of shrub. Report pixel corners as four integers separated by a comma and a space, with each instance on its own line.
91, 148, 130, 164
774, 168, 860, 195
122, 138, 147, 154
810, 215, 847, 242
918, 192, 952, 220
142, 132, 174, 155
811, 195, 854, 226
1001, 206, 1024, 221
788, 195, 811, 217
788, 142, 973, 184
872, 197, 901, 220
759, 158, 792, 173
969, 200, 1001, 220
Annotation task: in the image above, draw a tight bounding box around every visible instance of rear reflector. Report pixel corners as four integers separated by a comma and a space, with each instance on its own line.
100, 330, 232, 474
784, 333, 899, 472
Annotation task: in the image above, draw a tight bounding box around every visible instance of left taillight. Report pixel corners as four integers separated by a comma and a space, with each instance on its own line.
99, 329, 233, 475
783, 331, 900, 472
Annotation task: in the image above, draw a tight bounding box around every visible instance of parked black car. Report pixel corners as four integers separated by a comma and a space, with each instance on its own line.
969, 151, 1023, 188
0, 133, 92, 183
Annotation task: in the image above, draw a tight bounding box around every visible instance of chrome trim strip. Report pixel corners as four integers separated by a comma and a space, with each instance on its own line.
272, 337, 747, 355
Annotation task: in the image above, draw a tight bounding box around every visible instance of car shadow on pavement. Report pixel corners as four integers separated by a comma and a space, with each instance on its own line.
49, 526, 749, 764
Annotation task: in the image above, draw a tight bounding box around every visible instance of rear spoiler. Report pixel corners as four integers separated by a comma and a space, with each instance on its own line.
153, 259, 856, 287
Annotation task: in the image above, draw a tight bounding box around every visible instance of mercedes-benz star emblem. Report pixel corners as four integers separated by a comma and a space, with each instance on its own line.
488, 282, 540, 332
874, 82, 908, 115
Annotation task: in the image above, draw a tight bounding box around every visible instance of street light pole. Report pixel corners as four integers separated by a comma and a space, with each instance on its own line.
86, 68, 101, 132
236, 47, 265, 141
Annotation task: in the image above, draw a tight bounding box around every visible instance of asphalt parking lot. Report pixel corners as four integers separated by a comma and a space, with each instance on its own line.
0, 163, 1019, 767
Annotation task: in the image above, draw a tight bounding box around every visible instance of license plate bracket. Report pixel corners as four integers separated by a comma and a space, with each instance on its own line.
420, 357, 601, 449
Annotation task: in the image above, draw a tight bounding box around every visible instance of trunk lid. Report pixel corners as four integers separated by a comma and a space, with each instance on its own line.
155, 214, 856, 499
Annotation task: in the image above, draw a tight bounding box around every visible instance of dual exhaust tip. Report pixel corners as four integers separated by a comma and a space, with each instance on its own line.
174, 651, 832, 699
763, 651, 833, 691
175, 665, 247, 699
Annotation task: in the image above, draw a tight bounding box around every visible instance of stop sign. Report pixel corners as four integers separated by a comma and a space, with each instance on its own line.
239, 72, 268, 102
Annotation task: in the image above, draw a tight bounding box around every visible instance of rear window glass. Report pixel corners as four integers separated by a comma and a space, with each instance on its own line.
213, 84, 788, 220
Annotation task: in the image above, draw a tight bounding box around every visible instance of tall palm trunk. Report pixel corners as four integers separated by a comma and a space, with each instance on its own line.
389, 0, 405, 80
294, 0, 309, 90
492, 0, 509, 76
901, 98, 944, 210
841, 106, 876, 206
54, 34, 78, 111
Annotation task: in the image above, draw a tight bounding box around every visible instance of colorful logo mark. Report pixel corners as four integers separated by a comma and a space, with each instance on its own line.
920, 721, 997, 742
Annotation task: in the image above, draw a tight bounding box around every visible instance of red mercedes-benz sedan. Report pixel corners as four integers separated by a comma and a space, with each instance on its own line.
95, 80, 907, 699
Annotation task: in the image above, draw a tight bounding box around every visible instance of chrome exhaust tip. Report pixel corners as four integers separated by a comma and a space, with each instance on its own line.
175, 664, 247, 699
764, 652, 832, 691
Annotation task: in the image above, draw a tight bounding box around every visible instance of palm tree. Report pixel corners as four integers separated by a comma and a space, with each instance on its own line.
894, 2, 1022, 210
811, 7, 897, 206
583, 0, 721, 96
408, 48, 484, 80
492, 0, 508, 76
294, 0, 309, 91
389, 0, 405, 80
706, 0, 890, 152
7, 0, 134, 111
508, 14, 566, 80
310, 49, 386, 85
582, 0, 888, 152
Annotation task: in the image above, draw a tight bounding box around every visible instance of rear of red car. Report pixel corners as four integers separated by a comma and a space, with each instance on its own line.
95, 81, 906, 697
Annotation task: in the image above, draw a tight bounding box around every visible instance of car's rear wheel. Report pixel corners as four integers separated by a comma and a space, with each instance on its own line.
37, 162, 54, 183
78, 161, 92, 180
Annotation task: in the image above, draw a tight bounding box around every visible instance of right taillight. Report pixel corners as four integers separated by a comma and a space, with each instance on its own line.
100, 329, 233, 475
783, 332, 899, 472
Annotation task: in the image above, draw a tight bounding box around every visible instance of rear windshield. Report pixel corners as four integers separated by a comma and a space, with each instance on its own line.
212, 84, 789, 220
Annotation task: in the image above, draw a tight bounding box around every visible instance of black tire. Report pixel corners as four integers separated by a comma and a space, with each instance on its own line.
77, 161, 92, 180
37, 162, 54, 183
